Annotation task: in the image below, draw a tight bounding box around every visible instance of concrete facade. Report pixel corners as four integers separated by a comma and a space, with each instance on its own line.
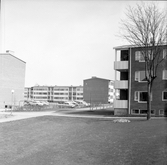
83, 77, 110, 104
24, 85, 83, 102
114, 44, 167, 116
0, 52, 26, 109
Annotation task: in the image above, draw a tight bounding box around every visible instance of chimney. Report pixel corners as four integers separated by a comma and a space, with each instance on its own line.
6, 50, 15, 55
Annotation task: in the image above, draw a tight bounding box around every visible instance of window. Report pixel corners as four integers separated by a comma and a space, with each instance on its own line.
163, 49, 167, 59
77, 88, 83, 91
139, 92, 148, 102
139, 71, 147, 82
140, 110, 147, 114
131, 109, 154, 114
159, 109, 164, 115
162, 91, 167, 101
135, 71, 147, 82
121, 50, 129, 61
135, 50, 153, 62
140, 110, 154, 114
134, 91, 138, 101
135, 71, 139, 81
151, 110, 154, 114
135, 51, 140, 61
135, 51, 145, 62
131, 109, 139, 114
134, 91, 152, 102
162, 70, 167, 80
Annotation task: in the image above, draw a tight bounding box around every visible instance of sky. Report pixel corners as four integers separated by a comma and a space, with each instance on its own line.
1, 0, 167, 87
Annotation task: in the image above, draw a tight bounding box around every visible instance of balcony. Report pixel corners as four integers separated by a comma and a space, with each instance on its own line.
114, 61, 128, 70
114, 100, 128, 108
114, 80, 128, 89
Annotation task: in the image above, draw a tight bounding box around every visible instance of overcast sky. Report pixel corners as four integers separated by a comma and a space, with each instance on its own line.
1, 0, 167, 87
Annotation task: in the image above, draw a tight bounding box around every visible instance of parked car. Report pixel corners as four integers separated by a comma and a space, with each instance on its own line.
67, 101, 79, 106
57, 101, 76, 108
64, 101, 76, 108
41, 101, 49, 106
35, 101, 44, 106
24, 100, 45, 106
24, 100, 30, 105
24, 100, 38, 106
75, 100, 90, 107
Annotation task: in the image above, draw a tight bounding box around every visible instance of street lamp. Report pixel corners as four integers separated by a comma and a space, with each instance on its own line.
11, 90, 14, 114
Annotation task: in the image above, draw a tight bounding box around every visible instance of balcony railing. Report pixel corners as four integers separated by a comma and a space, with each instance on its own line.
114, 100, 128, 108
114, 61, 128, 70
114, 80, 128, 89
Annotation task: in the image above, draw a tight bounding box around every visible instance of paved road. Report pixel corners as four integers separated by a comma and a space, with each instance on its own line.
0, 107, 166, 123
0, 105, 113, 123
0, 111, 54, 123
0, 110, 115, 123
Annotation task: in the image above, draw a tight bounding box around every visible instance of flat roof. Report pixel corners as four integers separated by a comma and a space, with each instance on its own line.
113, 45, 135, 50
113, 43, 167, 50
29, 85, 83, 88
84, 76, 110, 81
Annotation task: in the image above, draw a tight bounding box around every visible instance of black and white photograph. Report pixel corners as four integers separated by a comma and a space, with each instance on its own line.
0, 0, 167, 164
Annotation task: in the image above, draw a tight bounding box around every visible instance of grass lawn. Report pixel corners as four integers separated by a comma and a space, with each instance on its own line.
0, 116, 167, 165
61, 109, 115, 116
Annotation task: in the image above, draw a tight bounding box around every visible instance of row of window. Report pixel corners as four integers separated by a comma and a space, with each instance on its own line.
76, 98, 83, 100
32, 96, 84, 100
54, 89, 69, 91
54, 88, 83, 91
33, 97, 47, 99
54, 97, 68, 99
33, 92, 48, 95
135, 70, 167, 82
54, 93, 83, 95
134, 91, 167, 102
131, 109, 165, 115
53, 97, 83, 100
76, 93, 83, 95
135, 48, 167, 62
28, 88, 83, 91
25, 92, 83, 96
54, 93, 68, 95
32, 89, 48, 91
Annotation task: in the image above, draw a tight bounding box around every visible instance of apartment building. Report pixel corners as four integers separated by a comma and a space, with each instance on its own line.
24, 85, 83, 102
0, 51, 26, 109
83, 77, 111, 104
108, 80, 115, 103
114, 44, 167, 116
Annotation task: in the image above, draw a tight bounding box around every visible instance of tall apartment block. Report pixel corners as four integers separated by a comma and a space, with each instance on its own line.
0, 51, 26, 109
83, 77, 111, 104
24, 85, 83, 103
114, 45, 167, 116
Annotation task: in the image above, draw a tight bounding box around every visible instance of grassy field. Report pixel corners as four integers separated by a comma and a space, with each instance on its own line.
0, 116, 167, 165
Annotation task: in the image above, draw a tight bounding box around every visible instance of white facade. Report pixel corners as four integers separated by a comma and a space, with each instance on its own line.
108, 80, 115, 103
0, 52, 26, 109
24, 85, 83, 102
25, 83, 114, 104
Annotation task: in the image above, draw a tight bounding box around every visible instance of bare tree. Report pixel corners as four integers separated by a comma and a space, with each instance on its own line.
120, 2, 167, 120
